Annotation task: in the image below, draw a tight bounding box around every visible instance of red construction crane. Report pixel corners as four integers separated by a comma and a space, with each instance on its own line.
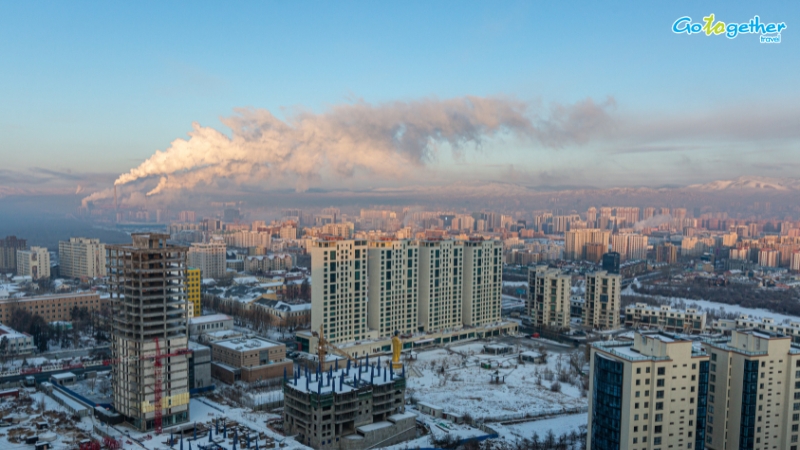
103, 337, 191, 435
153, 337, 164, 435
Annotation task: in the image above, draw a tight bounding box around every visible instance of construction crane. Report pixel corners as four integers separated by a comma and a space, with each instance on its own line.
391, 331, 404, 370
102, 337, 191, 434
312, 325, 357, 366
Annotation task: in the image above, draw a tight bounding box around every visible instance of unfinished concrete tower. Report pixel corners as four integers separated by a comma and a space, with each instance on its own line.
107, 233, 190, 431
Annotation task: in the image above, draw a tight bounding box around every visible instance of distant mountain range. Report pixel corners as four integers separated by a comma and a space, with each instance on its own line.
687, 176, 800, 192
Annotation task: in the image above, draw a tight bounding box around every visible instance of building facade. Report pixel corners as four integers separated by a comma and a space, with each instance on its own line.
367, 239, 419, 337
187, 239, 227, 279
0, 292, 105, 323
624, 303, 707, 334
311, 239, 370, 344
107, 234, 190, 431
583, 270, 621, 330
417, 239, 463, 333
16, 247, 50, 280
58, 237, 106, 279
461, 239, 502, 327
0, 236, 27, 273
210, 337, 292, 384
186, 267, 201, 317
588, 331, 710, 450
283, 363, 411, 450
527, 266, 571, 328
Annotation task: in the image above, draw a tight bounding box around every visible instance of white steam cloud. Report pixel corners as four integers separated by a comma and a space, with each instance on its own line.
84, 95, 614, 203
633, 214, 672, 231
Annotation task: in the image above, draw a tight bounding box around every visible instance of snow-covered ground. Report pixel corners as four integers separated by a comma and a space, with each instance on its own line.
0, 389, 96, 450
108, 397, 308, 450
494, 413, 588, 440
406, 342, 586, 421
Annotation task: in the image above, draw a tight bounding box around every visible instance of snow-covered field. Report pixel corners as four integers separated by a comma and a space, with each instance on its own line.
494, 412, 588, 440
406, 342, 586, 421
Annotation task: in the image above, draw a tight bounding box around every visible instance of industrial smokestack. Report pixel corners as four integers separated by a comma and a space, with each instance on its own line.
114, 185, 118, 211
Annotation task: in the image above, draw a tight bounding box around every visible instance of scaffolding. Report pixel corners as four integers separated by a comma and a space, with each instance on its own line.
107, 233, 191, 431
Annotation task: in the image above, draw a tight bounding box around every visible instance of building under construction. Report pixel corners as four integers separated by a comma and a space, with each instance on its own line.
107, 233, 191, 432
283, 358, 413, 450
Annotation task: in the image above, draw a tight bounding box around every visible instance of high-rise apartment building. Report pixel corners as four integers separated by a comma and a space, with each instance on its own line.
758, 249, 780, 268
656, 243, 678, 264
611, 233, 648, 261
583, 270, 621, 329
702, 330, 800, 450
587, 331, 709, 450
187, 267, 201, 318
461, 239, 502, 327
564, 229, 610, 261
107, 234, 190, 431
589, 329, 800, 450
527, 266, 571, 328
187, 239, 226, 279
367, 239, 418, 337
602, 252, 621, 274
417, 239, 463, 332
16, 246, 50, 280
311, 238, 369, 344
0, 236, 27, 272
59, 237, 106, 279
585, 243, 606, 263
311, 237, 502, 344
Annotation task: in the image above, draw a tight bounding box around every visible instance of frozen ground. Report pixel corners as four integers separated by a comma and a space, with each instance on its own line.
116, 397, 310, 450
406, 341, 586, 421
493, 412, 588, 441
0, 389, 96, 450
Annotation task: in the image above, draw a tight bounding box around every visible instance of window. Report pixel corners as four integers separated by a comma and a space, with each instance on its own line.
657, 367, 665, 375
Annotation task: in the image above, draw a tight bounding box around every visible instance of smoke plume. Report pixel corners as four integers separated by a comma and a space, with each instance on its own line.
88, 95, 613, 202
633, 214, 672, 231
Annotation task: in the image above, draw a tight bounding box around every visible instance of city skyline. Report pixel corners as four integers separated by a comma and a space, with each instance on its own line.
1, 2, 798, 206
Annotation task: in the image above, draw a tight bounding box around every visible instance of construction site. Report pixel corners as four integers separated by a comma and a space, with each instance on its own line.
283, 328, 412, 450
106, 233, 191, 432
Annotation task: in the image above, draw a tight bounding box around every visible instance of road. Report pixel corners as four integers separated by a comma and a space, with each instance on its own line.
1, 364, 111, 385
495, 333, 578, 354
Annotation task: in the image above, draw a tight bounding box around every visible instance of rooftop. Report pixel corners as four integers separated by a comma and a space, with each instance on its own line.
189, 314, 233, 325
213, 337, 280, 352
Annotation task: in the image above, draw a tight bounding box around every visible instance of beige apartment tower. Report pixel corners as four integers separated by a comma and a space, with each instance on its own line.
528, 266, 571, 329
702, 330, 800, 450
565, 229, 610, 261
417, 239, 463, 332
588, 331, 710, 450
583, 270, 621, 330
367, 239, 418, 337
59, 237, 106, 279
16, 246, 50, 280
311, 238, 369, 344
462, 239, 502, 327
187, 238, 226, 279
107, 234, 190, 431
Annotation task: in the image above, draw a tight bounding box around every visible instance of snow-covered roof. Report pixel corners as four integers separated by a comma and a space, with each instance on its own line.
51, 372, 77, 380
214, 337, 280, 352
189, 314, 232, 325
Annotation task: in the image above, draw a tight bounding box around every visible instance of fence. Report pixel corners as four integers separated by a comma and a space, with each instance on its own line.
483, 405, 588, 424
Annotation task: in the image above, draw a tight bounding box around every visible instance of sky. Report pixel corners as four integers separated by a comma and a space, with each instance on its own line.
0, 1, 798, 202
